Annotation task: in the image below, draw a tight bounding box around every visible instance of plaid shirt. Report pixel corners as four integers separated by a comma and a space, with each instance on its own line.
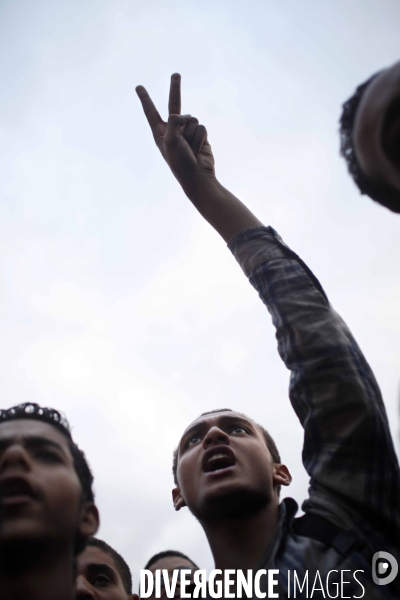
228, 226, 400, 599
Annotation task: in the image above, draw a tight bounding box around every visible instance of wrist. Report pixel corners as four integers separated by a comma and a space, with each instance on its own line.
181, 173, 221, 203
180, 174, 263, 242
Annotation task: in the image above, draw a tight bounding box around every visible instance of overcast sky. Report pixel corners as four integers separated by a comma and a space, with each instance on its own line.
0, 0, 399, 589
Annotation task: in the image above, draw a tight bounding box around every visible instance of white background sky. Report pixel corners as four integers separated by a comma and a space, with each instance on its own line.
0, 0, 399, 589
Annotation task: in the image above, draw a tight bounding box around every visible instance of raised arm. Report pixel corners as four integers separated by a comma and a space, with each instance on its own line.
228, 226, 400, 546
136, 74, 263, 241
136, 75, 400, 543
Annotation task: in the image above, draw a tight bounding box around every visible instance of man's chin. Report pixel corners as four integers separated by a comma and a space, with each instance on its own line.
0, 522, 48, 548
194, 488, 270, 522
0, 527, 49, 574
0, 518, 73, 551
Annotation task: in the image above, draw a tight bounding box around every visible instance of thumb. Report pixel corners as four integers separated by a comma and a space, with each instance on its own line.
165, 114, 192, 148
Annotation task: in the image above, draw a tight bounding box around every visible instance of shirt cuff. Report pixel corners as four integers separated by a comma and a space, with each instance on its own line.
227, 225, 329, 303
227, 226, 292, 278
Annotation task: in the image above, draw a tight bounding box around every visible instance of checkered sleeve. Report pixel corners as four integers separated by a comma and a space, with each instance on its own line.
228, 226, 400, 542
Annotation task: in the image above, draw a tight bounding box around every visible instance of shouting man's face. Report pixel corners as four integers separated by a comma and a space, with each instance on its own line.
0, 418, 98, 553
173, 411, 291, 522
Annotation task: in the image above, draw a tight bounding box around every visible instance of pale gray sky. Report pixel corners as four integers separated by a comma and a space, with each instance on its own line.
0, 0, 399, 589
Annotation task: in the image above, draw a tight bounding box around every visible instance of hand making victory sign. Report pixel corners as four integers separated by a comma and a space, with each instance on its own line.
136, 73, 262, 241
135, 73, 216, 194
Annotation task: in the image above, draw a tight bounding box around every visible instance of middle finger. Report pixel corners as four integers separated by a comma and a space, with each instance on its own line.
168, 73, 181, 115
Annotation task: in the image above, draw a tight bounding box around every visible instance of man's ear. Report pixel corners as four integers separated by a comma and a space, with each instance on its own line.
273, 464, 292, 488
79, 502, 100, 538
172, 487, 187, 511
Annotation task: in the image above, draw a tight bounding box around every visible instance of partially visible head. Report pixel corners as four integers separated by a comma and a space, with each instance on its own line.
144, 549, 199, 572
339, 60, 400, 213
76, 537, 137, 600
0, 403, 99, 557
143, 550, 199, 600
172, 409, 291, 522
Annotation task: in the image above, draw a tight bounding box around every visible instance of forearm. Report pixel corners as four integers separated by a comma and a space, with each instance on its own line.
183, 176, 263, 242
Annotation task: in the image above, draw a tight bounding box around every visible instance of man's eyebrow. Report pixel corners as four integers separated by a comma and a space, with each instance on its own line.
0, 435, 66, 453
87, 562, 117, 579
181, 422, 207, 442
215, 414, 256, 430
218, 414, 252, 424
181, 414, 254, 443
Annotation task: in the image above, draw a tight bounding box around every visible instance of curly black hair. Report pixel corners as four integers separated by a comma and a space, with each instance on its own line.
339, 71, 400, 213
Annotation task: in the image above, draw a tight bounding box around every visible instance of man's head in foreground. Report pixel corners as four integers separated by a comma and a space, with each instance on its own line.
0, 403, 99, 566
172, 409, 291, 522
143, 550, 199, 600
340, 59, 400, 213
76, 537, 138, 600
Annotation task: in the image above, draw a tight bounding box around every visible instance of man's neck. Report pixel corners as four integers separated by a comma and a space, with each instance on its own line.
201, 501, 280, 571
0, 542, 75, 600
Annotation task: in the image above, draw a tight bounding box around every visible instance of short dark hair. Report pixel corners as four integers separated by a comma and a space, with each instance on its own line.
172, 408, 281, 490
86, 537, 132, 595
339, 71, 400, 213
144, 549, 199, 571
0, 403, 94, 504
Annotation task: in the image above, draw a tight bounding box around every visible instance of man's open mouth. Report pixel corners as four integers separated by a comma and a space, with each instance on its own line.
202, 448, 236, 473
0, 477, 36, 504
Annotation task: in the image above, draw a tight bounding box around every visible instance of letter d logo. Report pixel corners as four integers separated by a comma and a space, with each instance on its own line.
372, 551, 398, 586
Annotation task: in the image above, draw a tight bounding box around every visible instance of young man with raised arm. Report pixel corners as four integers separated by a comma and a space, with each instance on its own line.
136, 75, 400, 598
0, 403, 99, 600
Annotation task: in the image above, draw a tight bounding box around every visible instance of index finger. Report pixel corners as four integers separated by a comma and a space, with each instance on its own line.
168, 73, 181, 116
135, 85, 163, 130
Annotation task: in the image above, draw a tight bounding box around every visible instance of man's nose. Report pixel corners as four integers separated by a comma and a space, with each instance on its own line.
75, 575, 95, 599
203, 426, 229, 447
0, 445, 31, 474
